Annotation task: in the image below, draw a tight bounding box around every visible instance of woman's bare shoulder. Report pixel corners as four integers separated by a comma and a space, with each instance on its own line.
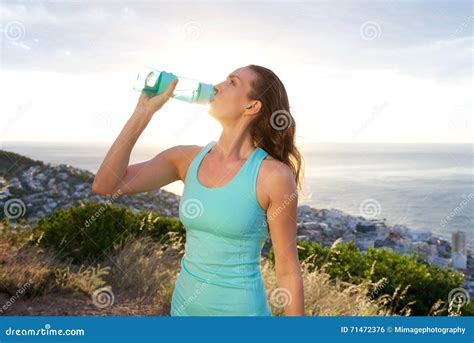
261, 153, 284, 168
168, 144, 204, 181
260, 154, 295, 185
169, 144, 203, 155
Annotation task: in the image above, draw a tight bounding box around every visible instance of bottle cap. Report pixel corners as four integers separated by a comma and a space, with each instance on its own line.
196, 82, 216, 105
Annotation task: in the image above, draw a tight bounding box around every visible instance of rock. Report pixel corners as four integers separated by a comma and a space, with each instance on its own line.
297, 205, 312, 216
355, 223, 376, 233
387, 231, 402, 241
306, 230, 323, 242
300, 221, 322, 231
297, 235, 309, 241
374, 239, 384, 248
374, 231, 402, 248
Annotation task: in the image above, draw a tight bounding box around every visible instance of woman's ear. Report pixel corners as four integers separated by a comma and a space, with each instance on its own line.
245, 100, 262, 114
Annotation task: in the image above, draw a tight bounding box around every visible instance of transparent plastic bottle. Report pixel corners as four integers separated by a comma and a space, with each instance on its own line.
133, 67, 216, 105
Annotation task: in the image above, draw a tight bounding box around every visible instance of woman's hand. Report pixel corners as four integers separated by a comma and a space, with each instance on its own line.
135, 78, 179, 115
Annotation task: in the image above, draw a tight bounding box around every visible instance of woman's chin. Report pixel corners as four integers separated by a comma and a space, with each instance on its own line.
207, 105, 217, 117
207, 104, 229, 120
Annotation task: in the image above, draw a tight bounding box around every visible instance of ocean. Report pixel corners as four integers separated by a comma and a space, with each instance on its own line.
1, 141, 473, 251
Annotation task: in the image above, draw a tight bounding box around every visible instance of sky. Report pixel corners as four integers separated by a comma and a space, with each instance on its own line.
0, 0, 473, 147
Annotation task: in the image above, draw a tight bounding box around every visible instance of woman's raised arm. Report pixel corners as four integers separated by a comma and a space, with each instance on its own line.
91, 79, 180, 196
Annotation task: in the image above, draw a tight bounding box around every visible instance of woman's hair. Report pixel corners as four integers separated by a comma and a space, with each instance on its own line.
245, 64, 306, 195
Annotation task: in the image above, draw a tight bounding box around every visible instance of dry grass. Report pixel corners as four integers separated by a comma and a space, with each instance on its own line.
1, 221, 458, 316
104, 232, 184, 314
262, 257, 413, 316
0, 223, 58, 297
0, 222, 185, 315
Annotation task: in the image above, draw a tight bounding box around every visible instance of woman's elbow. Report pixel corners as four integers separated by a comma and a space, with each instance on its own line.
91, 179, 112, 196
91, 181, 105, 195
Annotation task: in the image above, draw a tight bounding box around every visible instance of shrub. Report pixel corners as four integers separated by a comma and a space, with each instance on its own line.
32, 201, 186, 264
268, 239, 464, 316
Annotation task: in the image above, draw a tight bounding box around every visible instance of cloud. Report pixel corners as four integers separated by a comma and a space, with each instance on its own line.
0, 1, 471, 143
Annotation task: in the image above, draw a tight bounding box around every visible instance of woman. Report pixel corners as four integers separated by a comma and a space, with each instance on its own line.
92, 64, 305, 316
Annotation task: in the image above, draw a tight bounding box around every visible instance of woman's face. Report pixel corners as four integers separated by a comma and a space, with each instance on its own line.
208, 67, 257, 120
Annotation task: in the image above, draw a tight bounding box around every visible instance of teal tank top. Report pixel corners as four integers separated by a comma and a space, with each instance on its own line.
170, 140, 273, 316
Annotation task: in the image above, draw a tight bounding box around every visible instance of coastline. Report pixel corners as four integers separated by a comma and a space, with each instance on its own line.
2, 148, 473, 299
1, 149, 469, 264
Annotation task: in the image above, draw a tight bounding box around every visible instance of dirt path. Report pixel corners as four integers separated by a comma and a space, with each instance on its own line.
0, 292, 168, 316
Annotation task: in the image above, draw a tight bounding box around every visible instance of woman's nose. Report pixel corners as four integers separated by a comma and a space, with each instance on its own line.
214, 83, 222, 94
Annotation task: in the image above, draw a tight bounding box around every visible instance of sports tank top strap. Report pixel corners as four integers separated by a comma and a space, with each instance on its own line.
184, 141, 216, 185
246, 146, 269, 198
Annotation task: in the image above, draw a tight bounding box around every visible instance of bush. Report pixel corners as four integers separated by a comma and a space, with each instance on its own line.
364, 246, 463, 316
137, 211, 186, 245
268, 239, 464, 316
32, 202, 186, 264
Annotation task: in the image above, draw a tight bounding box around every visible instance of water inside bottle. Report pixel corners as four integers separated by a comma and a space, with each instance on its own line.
172, 77, 201, 103
133, 67, 216, 104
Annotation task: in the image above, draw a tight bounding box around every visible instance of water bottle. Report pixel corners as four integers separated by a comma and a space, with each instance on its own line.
133, 67, 216, 105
